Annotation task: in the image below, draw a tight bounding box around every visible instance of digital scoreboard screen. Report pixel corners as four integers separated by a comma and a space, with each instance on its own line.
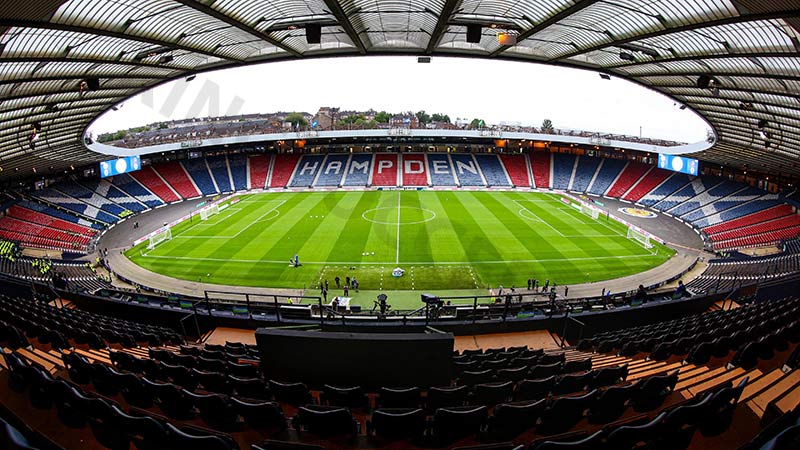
658, 154, 699, 176
100, 155, 141, 178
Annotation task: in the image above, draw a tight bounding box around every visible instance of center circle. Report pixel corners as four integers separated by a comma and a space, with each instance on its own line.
361, 206, 437, 225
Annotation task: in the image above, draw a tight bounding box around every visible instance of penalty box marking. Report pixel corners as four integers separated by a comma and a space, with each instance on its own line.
172, 200, 285, 239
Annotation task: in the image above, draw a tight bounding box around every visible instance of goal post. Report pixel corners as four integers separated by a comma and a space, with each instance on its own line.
580, 204, 600, 220
147, 227, 172, 250
199, 204, 219, 221
627, 227, 654, 249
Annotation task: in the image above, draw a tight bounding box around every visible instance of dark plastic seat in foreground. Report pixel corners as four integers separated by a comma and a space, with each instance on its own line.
431, 405, 487, 443
630, 370, 678, 412
368, 408, 426, 440
606, 412, 666, 449
377, 386, 422, 408
269, 380, 313, 405
488, 399, 546, 440
538, 390, 598, 435
294, 405, 359, 437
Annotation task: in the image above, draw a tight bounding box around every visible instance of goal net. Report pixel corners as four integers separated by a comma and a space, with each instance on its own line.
581, 204, 600, 220
627, 227, 653, 249
200, 204, 219, 221
147, 227, 172, 250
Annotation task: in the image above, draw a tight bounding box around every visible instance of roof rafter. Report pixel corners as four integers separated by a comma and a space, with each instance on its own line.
171, 0, 302, 57
0, 18, 232, 61
550, 8, 800, 62
425, 0, 461, 53
321, 0, 366, 54
491, 0, 598, 57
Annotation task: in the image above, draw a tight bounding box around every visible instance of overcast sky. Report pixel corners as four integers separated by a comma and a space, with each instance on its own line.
89, 56, 710, 143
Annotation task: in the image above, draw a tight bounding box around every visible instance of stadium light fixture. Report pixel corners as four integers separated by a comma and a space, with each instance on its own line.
619, 52, 635, 61
417, 56, 431, 63
496, 32, 517, 46
185, 75, 196, 82
599, 73, 611, 80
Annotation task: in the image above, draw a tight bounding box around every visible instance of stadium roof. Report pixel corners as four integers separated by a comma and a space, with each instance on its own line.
1, 0, 799, 180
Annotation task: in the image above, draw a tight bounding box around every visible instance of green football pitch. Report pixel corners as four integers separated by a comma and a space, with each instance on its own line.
126, 190, 674, 307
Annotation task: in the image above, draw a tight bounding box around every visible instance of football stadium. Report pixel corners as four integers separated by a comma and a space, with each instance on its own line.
1, 1, 800, 450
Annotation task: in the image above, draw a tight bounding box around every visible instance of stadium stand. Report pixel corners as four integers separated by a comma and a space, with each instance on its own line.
0, 217, 90, 250
714, 226, 800, 251
683, 186, 766, 225
269, 154, 300, 188
551, 153, 576, 190
653, 177, 722, 212
227, 154, 249, 192
372, 154, 398, 186
130, 166, 181, 203
113, 171, 169, 206
401, 154, 428, 186
498, 154, 529, 187
606, 162, 651, 199
30, 189, 119, 224
710, 215, 800, 243
703, 205, 796, 237
155, 161, 202, 199
695, 193, 783, 229
531, 152, 551, 189
55, 182, 128, 218
570, 155, 602, 192
669, 180, 744, 217
7, 205, 96, 237
475, 154, 511, 186
687, 251, 800, 294
2, 288, 787, 450
248, 154, 270, 190
343, 153, 372, 186
82, 180, 147, 213
315, 154, 349, 186
638, 173, 691, 206
207, 155, 234, 193
16, 200, 102, 230
451, 154, 485, 186
181, 158, 217, 196
623, 167, 672, 202
427, 153, 457, 186
587, 158, 627, 196
289, 154, 326, 187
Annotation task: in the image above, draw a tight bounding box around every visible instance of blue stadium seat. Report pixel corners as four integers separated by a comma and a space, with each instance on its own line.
181, 158, 217, 195
315, 154, 349, 187
109, 173, 164, 208
570, 156, 602, 192
55, 182, 126, 217
343, 154, 372, 186
227, 154, 248, 191
290, 155, 325, 187
31, 189, 118, 224
654, 177, 721, 212
427, 154, 456, 186
207, 156, 233, 192
587, 158, 626, 195
82, 180, 147, 212
639, 173, 690, 206
670, 180, 743, 217
450, 154, 485, 186
474, 154, 510, 186
551, 153, 576, 190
